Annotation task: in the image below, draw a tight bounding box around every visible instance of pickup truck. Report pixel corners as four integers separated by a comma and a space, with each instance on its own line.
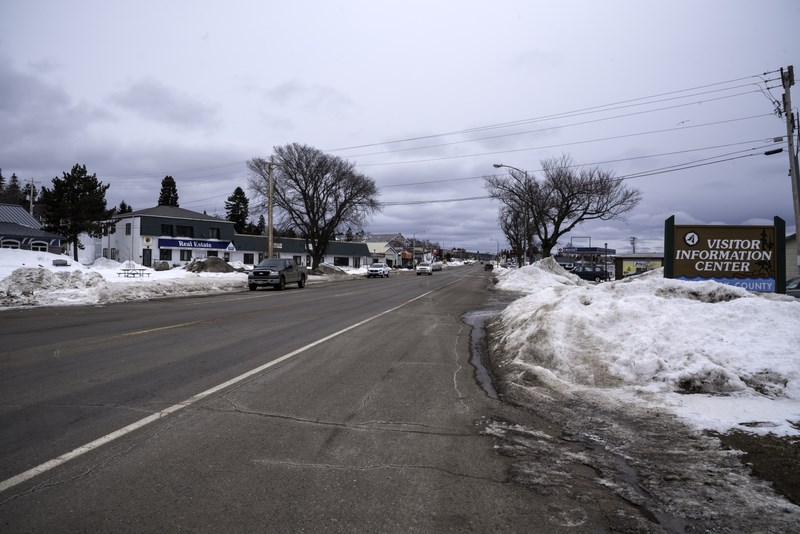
248, 258, 307, 290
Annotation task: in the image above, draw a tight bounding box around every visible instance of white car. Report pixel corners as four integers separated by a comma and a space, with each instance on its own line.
416, 262, 433, 275
367, 262, 391, 278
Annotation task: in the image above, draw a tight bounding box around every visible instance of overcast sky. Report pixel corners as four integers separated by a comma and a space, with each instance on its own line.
1, 1, 797, 255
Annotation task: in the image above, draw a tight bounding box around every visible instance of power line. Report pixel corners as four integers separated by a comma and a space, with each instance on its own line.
379, 138, 782, 189
379, 143, 786, 207
327, 73, 771, 152
358, 113, 775, 167
345, 89, 766, 159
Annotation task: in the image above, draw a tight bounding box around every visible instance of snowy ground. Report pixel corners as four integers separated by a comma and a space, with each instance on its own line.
0, 249, 368, 309
3, 249, 800, 528
491, 257, 800, 438
2, 249, 798, 438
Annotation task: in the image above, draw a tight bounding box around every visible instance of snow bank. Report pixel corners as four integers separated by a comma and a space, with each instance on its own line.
491, 258, 800, 436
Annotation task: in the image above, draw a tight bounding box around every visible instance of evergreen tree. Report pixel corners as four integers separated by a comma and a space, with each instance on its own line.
0, 169, 5, 200
255, 214, 266, 235
225, 186, 249, 233
3, 173, 24, 206
39, 164, 116, 261
158, 175, 180, 206
118, 200, 133, 213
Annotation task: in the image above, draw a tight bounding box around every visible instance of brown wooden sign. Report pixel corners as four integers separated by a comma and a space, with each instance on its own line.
664, 216, 786, 293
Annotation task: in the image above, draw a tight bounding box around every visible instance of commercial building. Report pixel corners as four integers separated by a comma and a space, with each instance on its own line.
99, 205, 370, 268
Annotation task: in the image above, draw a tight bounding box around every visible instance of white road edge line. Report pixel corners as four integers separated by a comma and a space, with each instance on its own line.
0, 287, 438, 494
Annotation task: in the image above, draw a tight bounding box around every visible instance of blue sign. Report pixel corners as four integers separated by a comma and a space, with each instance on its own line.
677, 276, 775, 292
159, 238, 231, 250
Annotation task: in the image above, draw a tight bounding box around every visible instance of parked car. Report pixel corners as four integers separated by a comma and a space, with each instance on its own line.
367, 262, 391, 278
484, 263, 494, 271
571, 265, 609, 282
786, 276, 800, 298
416, 262, 433, 275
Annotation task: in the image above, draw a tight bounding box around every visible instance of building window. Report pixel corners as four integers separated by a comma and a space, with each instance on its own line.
176, 225, 194, 238
103, 247, 109, 259
180, 249, 192, 261
333, 257, 349, 267
353, 257, 361, 269
161, 224, 174, 237
125, 223, 131, 236
207, 250, 218, 257
30, 242, 48, 252
293, 255, 302, 265
160, 249, 173, 261
209, 227, 220, 239
111, 248, 118, 260
244, 253, 254, 264
223, 252, 230, 261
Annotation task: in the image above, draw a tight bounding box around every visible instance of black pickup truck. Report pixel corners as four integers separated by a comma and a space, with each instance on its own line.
248, 258, 307, 290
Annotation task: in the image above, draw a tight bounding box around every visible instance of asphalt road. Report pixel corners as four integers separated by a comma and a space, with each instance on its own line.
0, 266, 645, 532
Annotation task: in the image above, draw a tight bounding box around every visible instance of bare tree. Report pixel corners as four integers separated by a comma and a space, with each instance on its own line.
486, 154, 641, 258
247, 143, 380, 269
498, 204, 538, 266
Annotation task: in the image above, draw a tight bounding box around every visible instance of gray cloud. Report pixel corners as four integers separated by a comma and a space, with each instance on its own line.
109, 79, 219, 130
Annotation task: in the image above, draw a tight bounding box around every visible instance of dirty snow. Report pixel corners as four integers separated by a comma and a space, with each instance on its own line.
2, 249, 799, 438
0, 249, 363, 309
493, 257, 800, 437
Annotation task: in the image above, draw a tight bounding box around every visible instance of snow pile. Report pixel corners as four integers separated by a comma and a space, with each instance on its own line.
492, 258, 800, 436
0, 250, 248, 308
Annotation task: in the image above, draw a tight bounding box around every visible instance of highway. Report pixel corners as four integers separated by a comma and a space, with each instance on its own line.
0, 265, 633, 532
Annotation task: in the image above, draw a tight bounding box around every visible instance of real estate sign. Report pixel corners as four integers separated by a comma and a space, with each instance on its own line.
664, 216, 786, 293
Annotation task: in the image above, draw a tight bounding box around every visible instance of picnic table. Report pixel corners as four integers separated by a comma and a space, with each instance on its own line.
118, 268, 150, 278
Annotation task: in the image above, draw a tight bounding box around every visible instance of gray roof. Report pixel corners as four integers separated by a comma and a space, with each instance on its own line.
0, 203, 42, 228
0, 222, 64, 241
128, 205, 233, 224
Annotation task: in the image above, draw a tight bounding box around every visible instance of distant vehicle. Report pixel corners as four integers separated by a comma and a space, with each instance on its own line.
432, 261, 443, 271
248, 258, 307, 290
484, 263, 494, 271
571, 265, 608, 282
787, 276, 800, 298
367, 262, 391, 278
416, 262, 433, 275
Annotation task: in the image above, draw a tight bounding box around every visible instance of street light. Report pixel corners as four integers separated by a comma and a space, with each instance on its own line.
489, 236, 500, 265
493, 163, 529, 266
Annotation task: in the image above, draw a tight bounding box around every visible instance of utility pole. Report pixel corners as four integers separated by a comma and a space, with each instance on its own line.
26, 178, 40, 213
493, 163, 529, 265
781, 65, 800, 271
268, 158, 274, 259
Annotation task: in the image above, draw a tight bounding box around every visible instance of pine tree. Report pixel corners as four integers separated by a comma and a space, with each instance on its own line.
158, 176, 180, 206
118, 200, 133, 213
4, 173, 24, 206
255, 215, 266, 235
225, 186, 249, 234
39, 164, 116, 261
